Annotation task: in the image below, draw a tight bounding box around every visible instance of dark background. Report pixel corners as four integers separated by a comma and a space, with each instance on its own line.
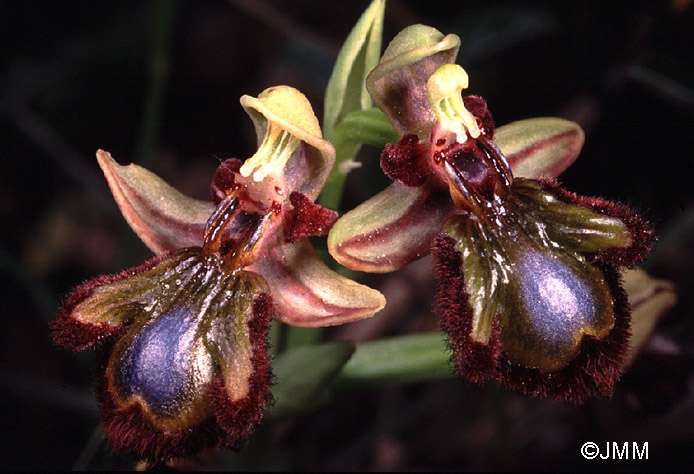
1, 0, 693, 470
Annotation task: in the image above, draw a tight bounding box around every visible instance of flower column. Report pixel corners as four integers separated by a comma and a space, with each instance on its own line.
53, 86, 385, 462
329, 26, 654, 402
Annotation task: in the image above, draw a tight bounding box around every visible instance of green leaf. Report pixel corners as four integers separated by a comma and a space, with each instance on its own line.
319, 107, 399, 210
334, 332, 453, 386
333, 107, 400, 153
270, 341, 356, 418
285, 327, 322, 349
320, 0, 386, 211
323, 0, 385, 140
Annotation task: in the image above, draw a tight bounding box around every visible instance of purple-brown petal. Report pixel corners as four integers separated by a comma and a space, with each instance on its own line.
97, 150, 214, 255
535, 178, 655, 267
432, 232, 632, 403
497, 264, 631, 402
212, 293, 274, 451
96, 344, 226, 462
432, 171, 653, 401
211, 158, 243, 204
87, 252, 273, 462
366, 25, 461, 139
433, 234, 501, 382
284, 191, 339, 243
380, 134, 430, 187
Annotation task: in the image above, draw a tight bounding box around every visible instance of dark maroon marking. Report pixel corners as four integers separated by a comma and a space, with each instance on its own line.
463, 95, 495, 138
380, 134, 430, 187
211, 158, 243, 204
212, 292, 274, 451
284, 191, 338, 243
443, 138, 511, 205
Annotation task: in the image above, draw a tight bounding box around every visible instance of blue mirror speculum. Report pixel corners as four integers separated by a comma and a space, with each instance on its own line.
54, 181, 277, 461
424, 65, 654, 401
51, 86, 383, 463
332, 59, 655, 402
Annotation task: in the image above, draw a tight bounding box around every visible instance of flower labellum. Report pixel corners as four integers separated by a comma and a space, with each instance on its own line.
328, 26, 654, 402
53, 86, 385, 462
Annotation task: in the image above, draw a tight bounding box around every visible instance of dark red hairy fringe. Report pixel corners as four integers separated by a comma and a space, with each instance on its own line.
52, 252, 171, 351
463, 95, 495, 139
95, 292, 274, 462
211, 158, 243, 204
380, 134, 430, 187
433, 234, 501, 383
536, 177, 655, 268
496, 264, 631, 403
95, 347, 226, 463
432, 233, 631, 403
212, 292, 274, 451
284, 191, 338, 243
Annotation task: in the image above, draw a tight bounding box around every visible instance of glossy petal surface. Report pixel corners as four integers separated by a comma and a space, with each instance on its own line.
57, 247, 273, 460
443, 211, 614, 372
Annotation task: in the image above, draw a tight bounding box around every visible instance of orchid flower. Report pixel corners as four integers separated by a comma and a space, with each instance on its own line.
328, 25, 654, 402
53, 86, 385, 462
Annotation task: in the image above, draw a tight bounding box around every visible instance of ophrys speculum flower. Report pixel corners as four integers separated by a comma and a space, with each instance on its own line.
329, 26, 654, 401
53, 86, 385, 462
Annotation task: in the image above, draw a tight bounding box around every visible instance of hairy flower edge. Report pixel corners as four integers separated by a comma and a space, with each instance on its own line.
433, 233, 632, 402
52, 253, 170, 351
53, 252, 275, 462
94, 294, 273, 461
431, 176, 654, 402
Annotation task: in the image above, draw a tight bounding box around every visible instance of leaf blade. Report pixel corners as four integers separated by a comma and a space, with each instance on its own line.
323, 0, 385, 140
270, 341, 356, 418
334, 332, 452, 386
